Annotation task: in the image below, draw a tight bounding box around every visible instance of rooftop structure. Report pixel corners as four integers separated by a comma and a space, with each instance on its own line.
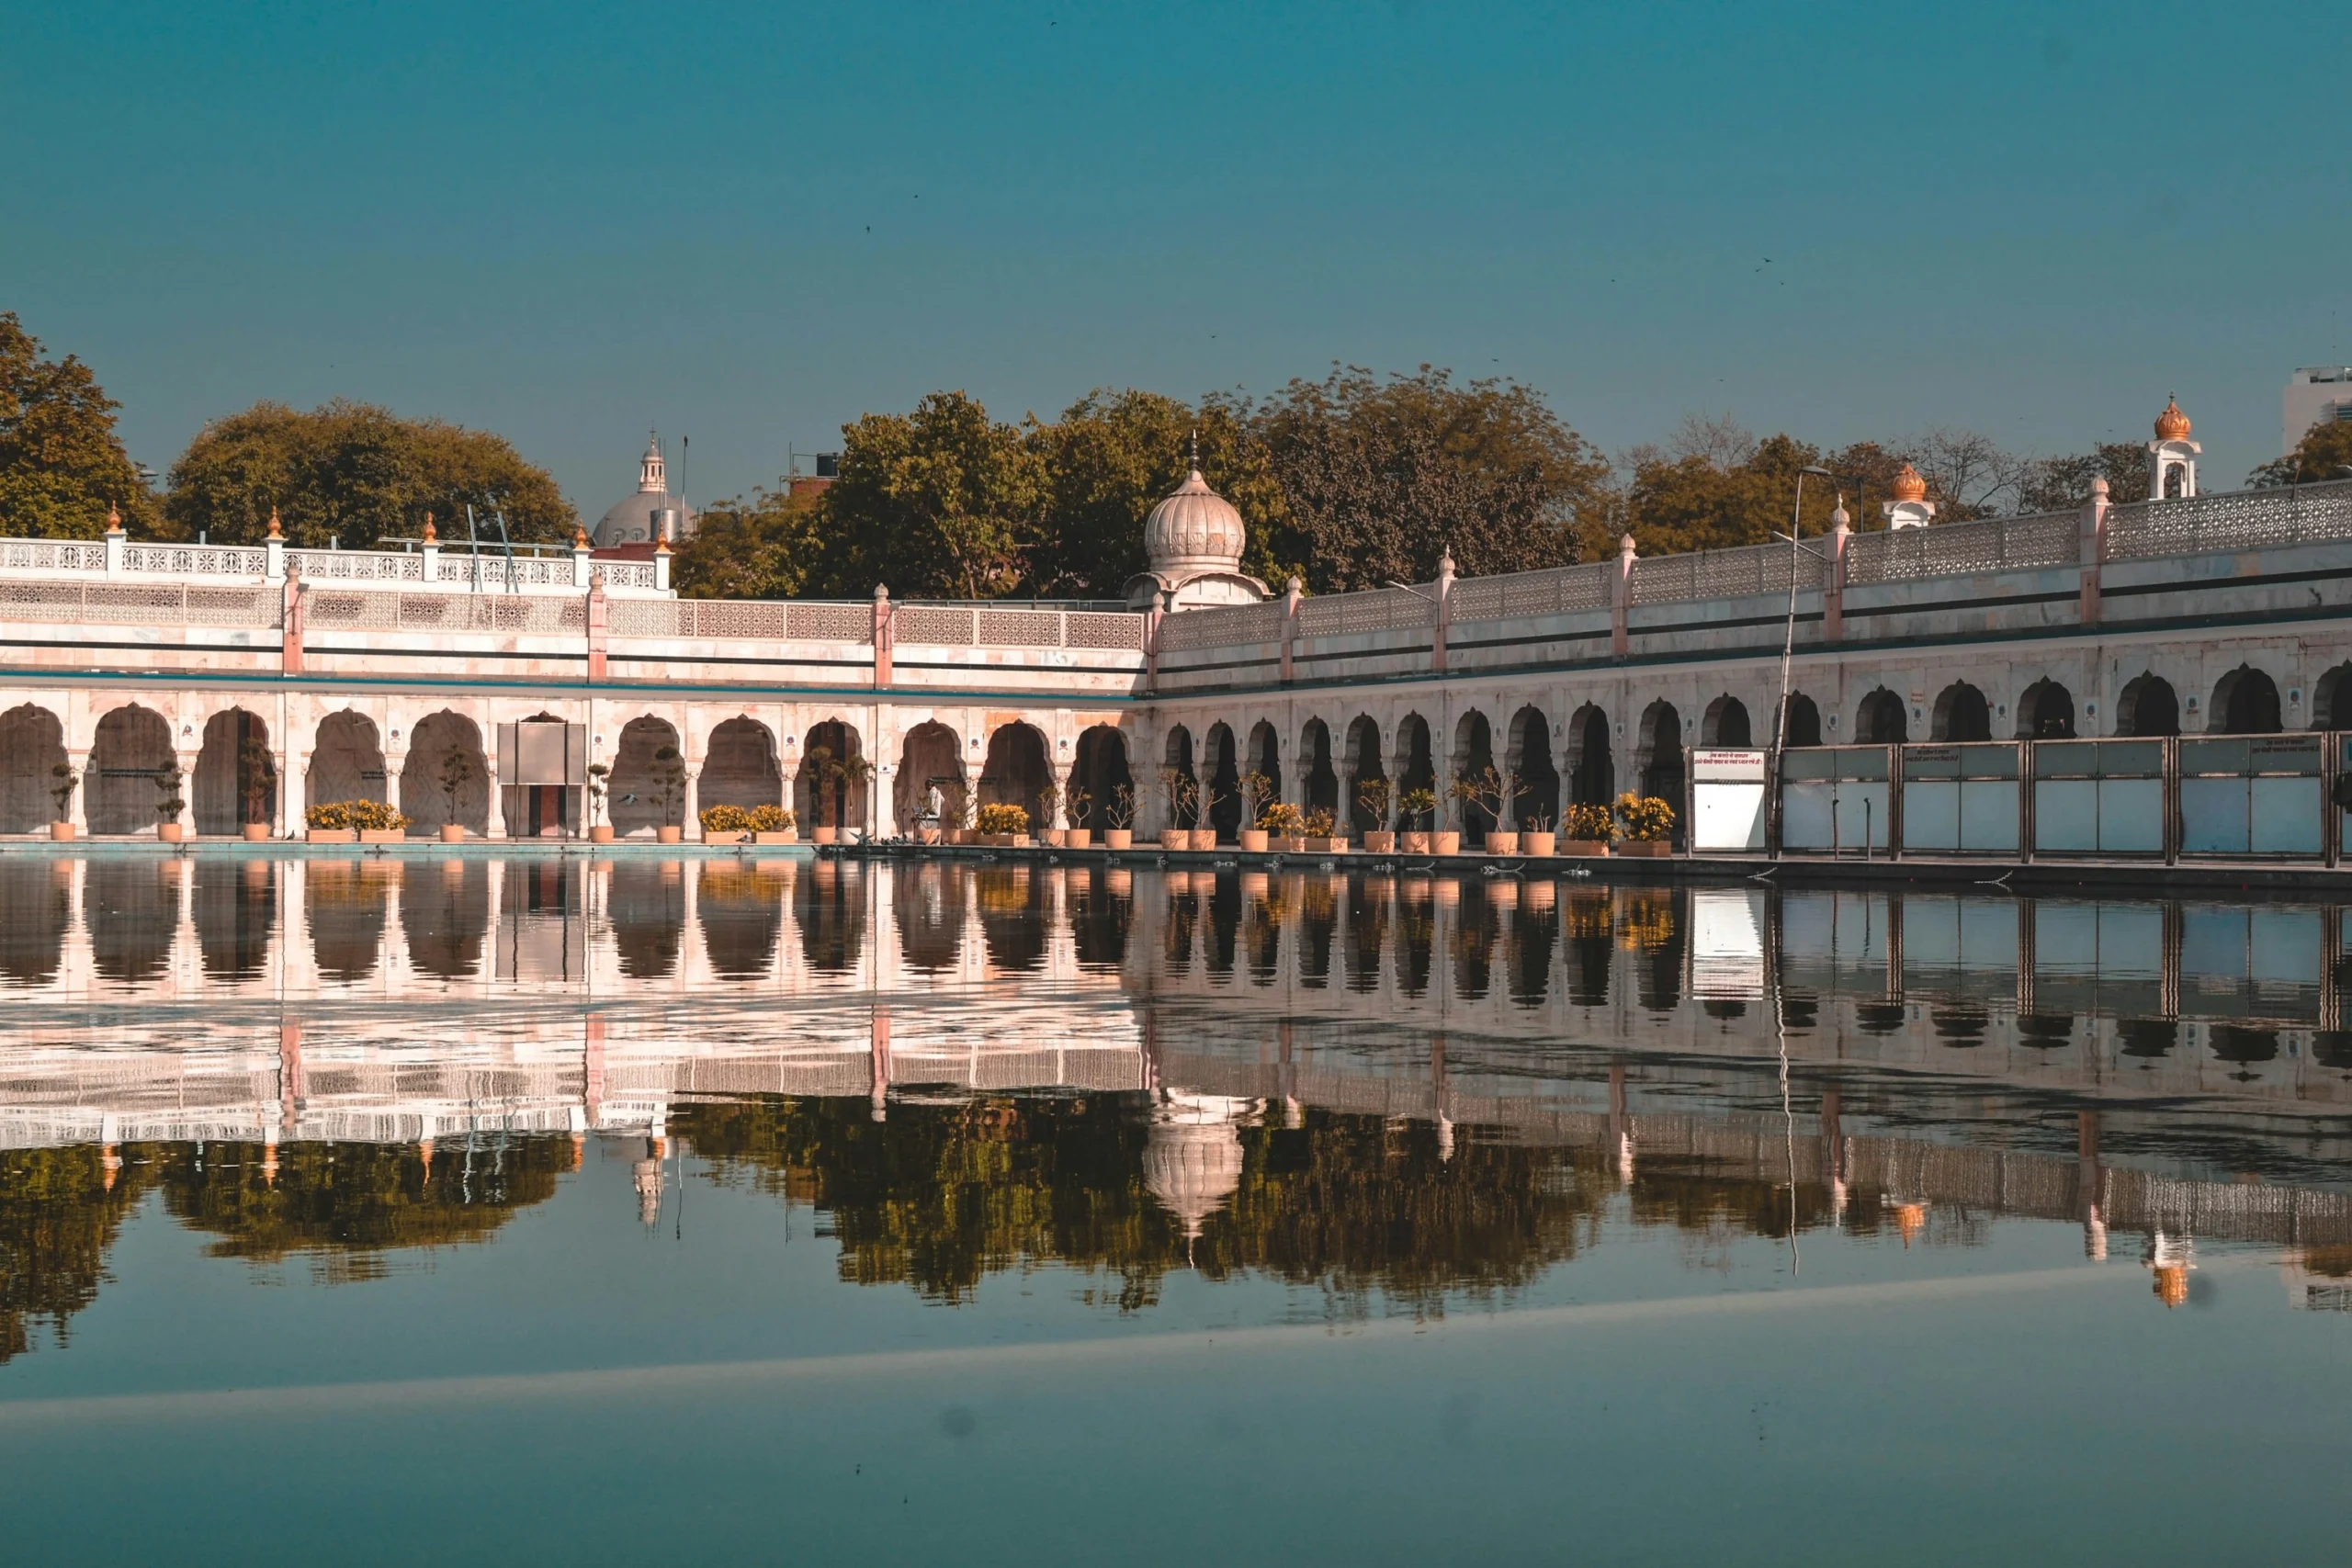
2285, 367, 2352, 457
593, 434, 696, 550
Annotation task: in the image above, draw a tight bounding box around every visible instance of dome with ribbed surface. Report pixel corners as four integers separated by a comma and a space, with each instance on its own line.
1144, 468, 1246, 576
2154, 397, 2192, 442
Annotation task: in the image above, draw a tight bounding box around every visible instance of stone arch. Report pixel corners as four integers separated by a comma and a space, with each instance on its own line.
979, 722, 1052, 828
306, 710, 387, 822
1566, 704, 1612, 806
1296, 718, 1339, 819
1161, 726, 1199, 828
1342, 716, 1385, 833
1202, 723, 1242, 840
1854, 688, 1908, 744
610, 716, 685, 836
2314, 662, 2352, 730
1506, 706, 1559, 830
1071, 724, 1133, 831
1394, 713, 1437, 823
399, 710, 489, 837
2115, 671, 2180, 737
89, 705, 177, 835
1634, 700, 1684, 820
2016, 679, 2075, 739
1245, 719, 1283, 823
1930, 681, 1991, 742
897, 719, 967, 831
1780, 693, 1823, 748
1450, 709, 1498, 837
796, 718, 868, 834
0, 704, 66, 833
1702, 694, 1753, 748
701, 716, 783, 813
2211, 665, 2282, 734
193, 708, 274, 836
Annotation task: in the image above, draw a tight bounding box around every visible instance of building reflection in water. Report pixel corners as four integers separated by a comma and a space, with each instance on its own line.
6, 853, 2352, 1360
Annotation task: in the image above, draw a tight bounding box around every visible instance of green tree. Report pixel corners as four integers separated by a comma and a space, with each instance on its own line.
2249, 420, 2352, 489
0, 311, 159, 539
673, 479, 828, 600
820, 391, 1045, 600
2018, 441, 2152, 510
164, 400, 574, 549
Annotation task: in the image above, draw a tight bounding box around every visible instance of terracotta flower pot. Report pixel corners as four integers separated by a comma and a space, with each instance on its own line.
1363, 831, 1396, 852
657, 825, 684, 844
358, 829, 404, 844
306, 828, 356, 843
157, 823, 185, 843
1064, 829, 1091, 849
1160, 829, 1189, 851
753, 829, 797, 845
1399, 830, 1430, 853
1484, 831, 1520, 854
49, 822, 75, 841
1238, 829, 1270, 852
1617, 840, 1672, 857
1561, 839, 1610, 856
439, 824, 466, 842
1104, 829, 1133, 850
1041, 829, 1067, 847
1521, 831, 1555, 857
589, 825, 616, 843
243, 823, 271, 841
812, 826, 838, 845
1431, 831, 1460, 855
1012, 834, 1032, 848
1189, 829, 1218, 851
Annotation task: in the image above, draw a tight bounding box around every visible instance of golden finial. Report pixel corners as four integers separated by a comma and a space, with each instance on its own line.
422, 513, 436, 544
2154, 394, 2192, 442
266, 506, 282, 540
573, 525, 590, 549
106, 502, 122, 533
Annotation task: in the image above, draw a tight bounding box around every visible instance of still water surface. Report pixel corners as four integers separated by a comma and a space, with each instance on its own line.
2, 852, 2349, 1563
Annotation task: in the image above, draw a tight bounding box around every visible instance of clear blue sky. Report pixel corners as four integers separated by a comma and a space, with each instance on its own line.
6, 1, 2342, 517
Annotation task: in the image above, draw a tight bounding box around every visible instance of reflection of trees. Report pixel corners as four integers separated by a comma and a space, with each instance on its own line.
696, 865, 787, 980
159, 1138, 569, 1280
0, 1145, 153, 1362
677, 1098, 1610, 1317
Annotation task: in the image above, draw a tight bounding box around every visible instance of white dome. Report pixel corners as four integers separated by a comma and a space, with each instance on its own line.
1143, 1091, 1252, 1241
593, 434, 696, 548
1144, 468, 1246, 576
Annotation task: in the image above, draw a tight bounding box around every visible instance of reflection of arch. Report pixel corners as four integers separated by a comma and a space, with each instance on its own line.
2015, 679, 2075, 739
610, 716, 684, 836
695, 863, 787, 981
400, 710, 488, 837
1342, 716, 1385, 833
1202, 724, 1242, 840
1566, 704, 1612, 806
194, 708, 273, 836
307, 710, 386, 824
897, 720, 967, 831
399, 858, 488, 980
0, 704, 66, 833
2115, 671, 2179, 737
979, 723, 1052, 827
608, 862, 684, 978
894, 862, 964, 972
701, 716, 783, 812
92, 705, 175, 834
0, 860, 70, 985
1070, 725, 1132, 831
1506, 707, 1558, 829
796, 719, 868, 833
1451, 709, 1498, 837
1296, 719, 1338, 818
1702, 694, 1751, 748
2211, 664, 2282, 734
1854, 688, 1907, 744
1930, 681, 1991, 742
88, 861, 176, 983
2315, 663, 2352, 730
1779, 693, 1822, 748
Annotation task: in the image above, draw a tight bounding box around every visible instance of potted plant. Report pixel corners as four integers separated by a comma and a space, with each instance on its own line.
1613, 793, 1677, 857
748, 803, 797, 845
1303, 805, 1348, 853
977, 801, 1030, 847
651, 744, 687, 843
946, 792, 976, 845
700, 802, 750, 841
805, 745, 869, 844
1063, 784, 1092, 850
586, 761, 614, 843
1519, 807, 1556, 858
1236, 770, 1274, 852
1357, 778, 1396, 853
305, 801, 356, 843
1396, 786, 1438, 854
435, 747, 472, 841
237, 738, 277, 840
1259, 799, 1306, 853
153, 763, 187, 842
49, 762, 78, 840
1451, 764, 1521, 854
1035, 781, 1065, 848
1157, 767, 1199, 852
1103, 783, 1136, 851
350, 799, 411, 843
1560, 802, 1612, 856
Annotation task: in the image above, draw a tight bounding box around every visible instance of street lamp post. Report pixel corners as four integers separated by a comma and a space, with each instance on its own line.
1770, 466, 1836, 858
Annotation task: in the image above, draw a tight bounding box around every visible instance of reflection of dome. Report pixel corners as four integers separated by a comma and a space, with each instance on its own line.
2154, 397, 2192, 442
594, 434, 697, 548
1144, 1091, 1252, 1242
1891, 462, 1928, 503
1145, 468, 1247, 575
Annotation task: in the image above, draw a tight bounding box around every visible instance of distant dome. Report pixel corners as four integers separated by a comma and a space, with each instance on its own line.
1144, 468, 1247, 576
594, 434, 696, 548
1143, 1092, 1252, 1241
2154, 397, 2192, 442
